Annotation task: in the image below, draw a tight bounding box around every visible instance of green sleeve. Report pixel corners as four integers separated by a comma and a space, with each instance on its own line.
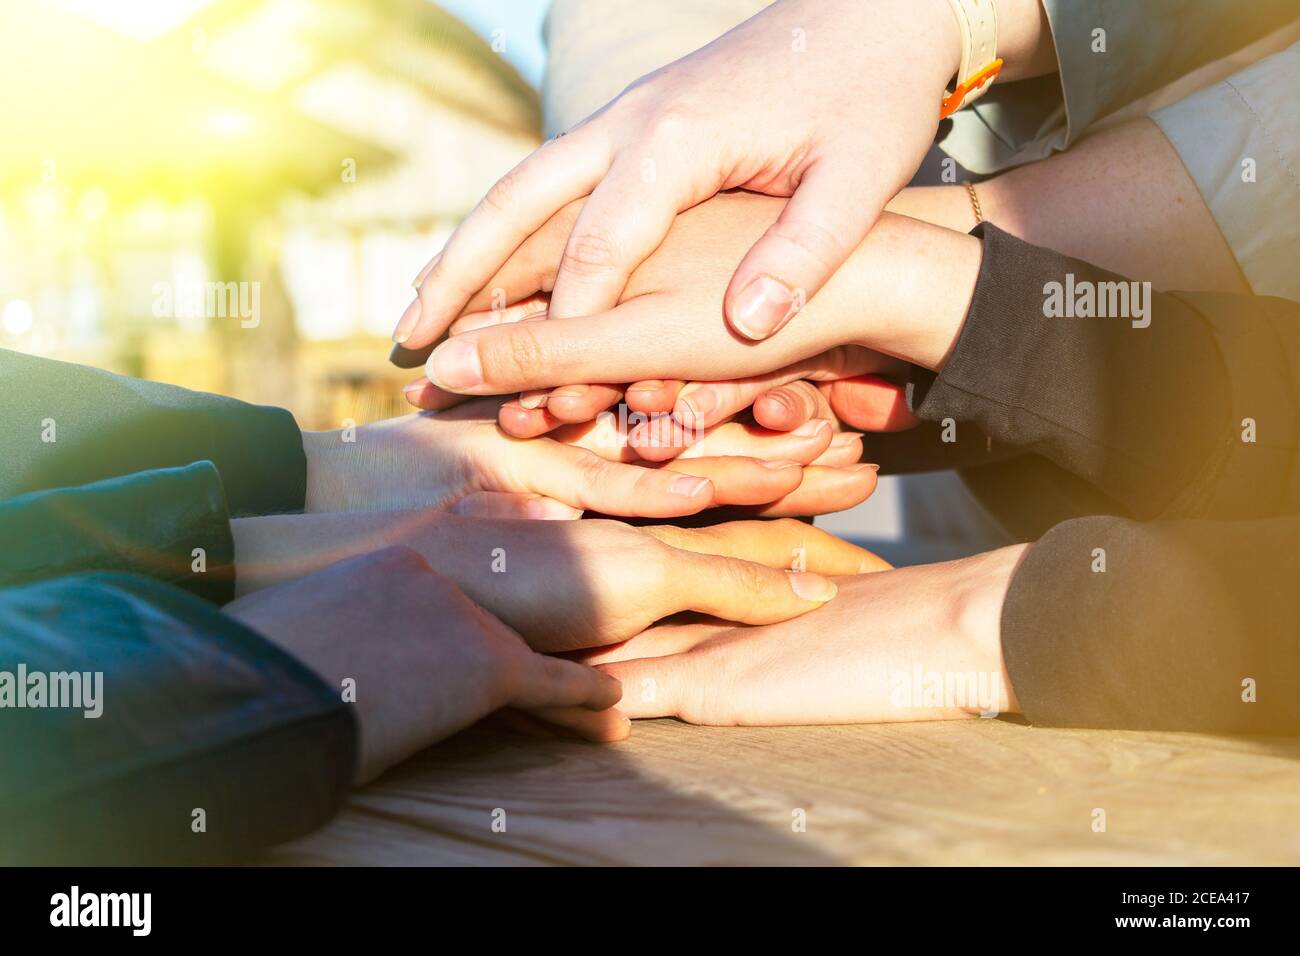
0, 348, 306, 516
0, 572, 356, 863
0, 462, 237, 604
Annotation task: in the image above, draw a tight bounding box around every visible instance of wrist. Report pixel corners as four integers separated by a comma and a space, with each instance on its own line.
301, 428, 357, 513
951, 543, 1028, 715
992, 0, 1055, 82
231, 509, 436, 596
304, 414, 467, 513
911, 0, 965, 87
848, 213, 982, 371
885, 185, 981, 232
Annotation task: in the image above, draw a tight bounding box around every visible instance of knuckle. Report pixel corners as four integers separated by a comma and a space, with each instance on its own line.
648, 524, 693, 550
823, 345, 858, 377
481, 324, 547, 383
789, 381, 821, 404
561, 226, 621, 278
481, 171, 519, 214
644, 103, 696, 144
574, 451, 614, 487
642, 549, 677, 598
722, 557, 768, 598
765, 218, 849, 276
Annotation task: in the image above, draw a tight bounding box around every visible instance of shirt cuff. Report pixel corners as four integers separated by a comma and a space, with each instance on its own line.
1001, 514, 1300, 734
1151, 42, 1300, 300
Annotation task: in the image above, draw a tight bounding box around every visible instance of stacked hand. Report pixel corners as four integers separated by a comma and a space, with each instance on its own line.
298, 0, 1064, 761
233, 513, 890, 652
226, 548, 626, 784
395, 0, 963, 349
583, 546, 1027, 726
402, 193, 981, 445
303, 393, 879, 520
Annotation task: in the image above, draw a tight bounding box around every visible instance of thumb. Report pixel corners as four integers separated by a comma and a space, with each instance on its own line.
724, 162, 881, 341
825, 376, 921, 432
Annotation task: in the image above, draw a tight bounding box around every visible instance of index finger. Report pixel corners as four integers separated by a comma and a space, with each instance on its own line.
424, 296, 834, 396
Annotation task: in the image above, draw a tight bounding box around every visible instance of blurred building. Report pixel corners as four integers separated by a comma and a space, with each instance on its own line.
0, 0, 543, 428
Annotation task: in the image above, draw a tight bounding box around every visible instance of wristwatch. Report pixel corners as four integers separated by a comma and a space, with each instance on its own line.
940, 0, 1003, 119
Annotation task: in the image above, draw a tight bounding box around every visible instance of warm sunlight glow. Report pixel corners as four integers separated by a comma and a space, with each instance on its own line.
2, 300, 35, 337
44, 0, 216, 41
201, 110, 255, 137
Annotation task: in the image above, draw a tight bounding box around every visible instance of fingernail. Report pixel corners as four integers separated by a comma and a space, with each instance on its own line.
851, 462, 880, 472
731, 275, 795, 340
675, 387, 717, 425
426, 338, 483, 390
627, 380, 664, 394
400, 379, 427, 407
792, 418, 831, 438
760, 459, 800, 471
788, 571, 837, 602
389, 342, 433, 369
669, 475, 712, 498
393, 297, 421, 344
519, 389, 549, 409
829, 431, 864, 448
550, 384, 590, 400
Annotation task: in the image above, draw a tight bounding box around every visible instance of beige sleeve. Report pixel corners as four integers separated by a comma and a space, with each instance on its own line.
541, 0, 770, 137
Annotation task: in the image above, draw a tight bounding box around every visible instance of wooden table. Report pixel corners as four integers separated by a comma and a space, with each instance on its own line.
272, 718, 1300, 865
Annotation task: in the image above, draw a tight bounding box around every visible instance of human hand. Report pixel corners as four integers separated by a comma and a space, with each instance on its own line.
394, 0, 963, 348
582, 545, 1028, 725
432, 319, 917, 457
231, 513, 889, 652
540, 402, 881, 513
225, 548, 626, 784
617, 351, 921, 453
412, 516, 889, 652
300, 397, 875, 520
413, 194, 982, 404
468, 335, 916, 444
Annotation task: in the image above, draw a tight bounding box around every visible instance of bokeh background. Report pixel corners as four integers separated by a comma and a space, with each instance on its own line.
0, 0, 551, 429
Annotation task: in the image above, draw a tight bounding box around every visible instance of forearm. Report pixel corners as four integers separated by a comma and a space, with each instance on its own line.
231, 510, 492, 598
543, 0, 1054, 137
232, 510, 415, 596
835, 212, 983, 371
887, 119, 1249, 294
299, 415, 463, 514
989, 0, 1055, 82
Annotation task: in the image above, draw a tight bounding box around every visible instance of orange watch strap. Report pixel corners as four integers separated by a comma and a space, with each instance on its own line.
940, 58, 1003, 119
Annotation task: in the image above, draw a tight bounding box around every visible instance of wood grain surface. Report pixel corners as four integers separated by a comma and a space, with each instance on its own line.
270, 718, 1300, 866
